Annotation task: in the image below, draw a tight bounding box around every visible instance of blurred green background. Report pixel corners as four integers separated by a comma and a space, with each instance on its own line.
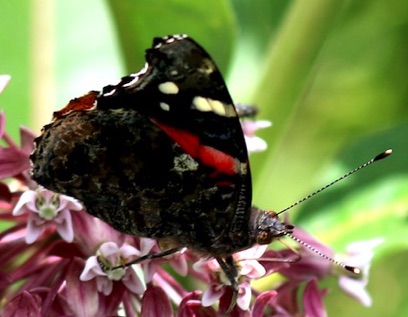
1, 0, 407, 316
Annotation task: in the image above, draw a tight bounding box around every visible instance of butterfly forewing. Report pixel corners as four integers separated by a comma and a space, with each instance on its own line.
31, 35, 254, 257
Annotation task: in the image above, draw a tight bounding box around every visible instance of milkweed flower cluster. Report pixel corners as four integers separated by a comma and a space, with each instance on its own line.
0, 76, 381, 316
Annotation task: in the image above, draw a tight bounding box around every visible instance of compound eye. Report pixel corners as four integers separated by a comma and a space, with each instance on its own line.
255, 230, 273, 245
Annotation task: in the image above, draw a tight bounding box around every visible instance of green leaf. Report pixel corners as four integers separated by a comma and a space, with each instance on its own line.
107, 0, 236, 74
0, 1, 30, 139
226, 0, 290, 100
296, 123, 408, 254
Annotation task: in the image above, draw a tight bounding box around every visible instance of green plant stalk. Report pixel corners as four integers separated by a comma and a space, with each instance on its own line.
251, 0, 346, 205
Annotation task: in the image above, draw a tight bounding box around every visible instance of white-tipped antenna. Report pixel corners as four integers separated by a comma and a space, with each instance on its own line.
285, 232, 360, 274
278, 149, 392, 274
277, 149, 392, 216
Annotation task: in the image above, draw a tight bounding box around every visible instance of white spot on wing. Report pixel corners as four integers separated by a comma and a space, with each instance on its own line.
103, 89, 116, 97
137, 63, 149, 75
192, 96, 236, 117
208, 99, 225, 116
122, 76, 139, 88
193, 96, 212, 112
160, 102, 170, 111
158, 82, 179, 95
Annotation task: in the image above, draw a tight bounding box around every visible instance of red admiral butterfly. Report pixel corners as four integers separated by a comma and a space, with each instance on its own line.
31, 34, 378, 313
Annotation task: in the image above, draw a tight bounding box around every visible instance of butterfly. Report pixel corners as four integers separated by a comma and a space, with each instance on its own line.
30, 34, 312, 313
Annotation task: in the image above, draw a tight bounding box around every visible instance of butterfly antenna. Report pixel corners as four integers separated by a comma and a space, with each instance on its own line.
275, 149, 391, 275
276, 149, 392, 216
284, 232, 360, 274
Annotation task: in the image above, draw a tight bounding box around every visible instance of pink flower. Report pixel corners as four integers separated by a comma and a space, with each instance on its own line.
178, 291, 217, 316
0, 100, 383, 316
336, 238, 384, 307
278, 227, 333, 281
194, 245, 268, 311
0, 112, 36, 181
136, 238, 188, 283
80, 241, 145, 295
12, 188, 82, 243
241, 119, 271, 153
303, 279, 328, 317
141, 285, 173, 317
279, 227, 382, 308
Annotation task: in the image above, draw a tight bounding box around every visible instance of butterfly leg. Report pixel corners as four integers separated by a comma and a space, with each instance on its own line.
109, 247, 181, 270
216, 256, 239, 315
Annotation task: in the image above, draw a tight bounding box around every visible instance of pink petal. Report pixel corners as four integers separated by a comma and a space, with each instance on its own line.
96, 275, 114, 295
241, 120, 271, 136
303, 279, 327, 317
0, 182, 12, 202
57, 194, 83, 212
54, 209, 74, 242
178, 301, 217, 317
0, 111, 5, 138
252, 291, 277, 317
237, 283, 252, 311
192, 259, 209, 274
65, 259, 100, 317
142, 261, 159, 283
201, 284, 224, 307
25, 214, 46, 243
338, 276, 372, 307
293, 226, 333, 256
140, 238, 157, 255
141, 285, 173, 317
240, 260, 266, 279
80, 256, 105, 281
19, 126, 36, 155
2, 291, 42, 317
72, 212, 125, 253
236, 244, 268, 260
170, 254, 188, 277
343, 238, 384, 273
122, 269, 146, 294
119, 244, 140, 258
178, 291, 218, 317
193, 258, 220, 274
0, 147, 30, 178
99, 241, 120, 258
12, 190, 37, 216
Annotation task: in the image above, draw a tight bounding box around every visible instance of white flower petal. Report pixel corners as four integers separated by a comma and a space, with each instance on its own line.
245, 136, 268, 153
122, 268, 146, 294
140, 238, 157, 255
99, 242, 120, 258
339, 276, 372, 307
25, 214, 44, 243
12, 190, 37, 216
96, 275, 113, 295
57, 194, 83, 212
202, 284, 224, 307
54, 209, 74, 242
346, 238, 384, 255
0, 75, 11, 94
237, 283, 252, 311
119, 244, 140, 258
80, 256, 105, 281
